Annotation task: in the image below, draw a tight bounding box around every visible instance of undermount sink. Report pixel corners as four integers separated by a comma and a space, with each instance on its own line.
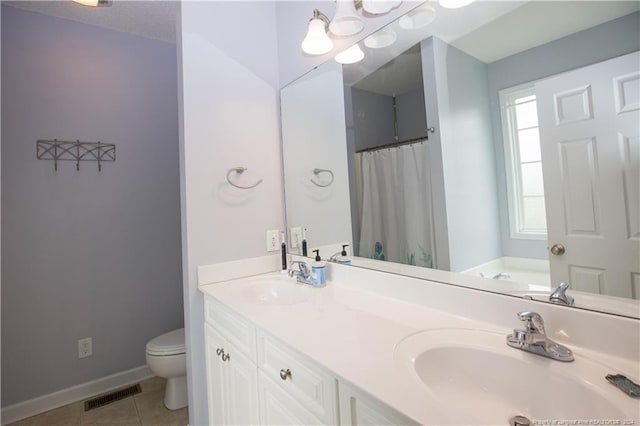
242, 277, 313, 305
394, 328, 639, 425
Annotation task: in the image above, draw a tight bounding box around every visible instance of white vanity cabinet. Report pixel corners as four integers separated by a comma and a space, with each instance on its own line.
204, 295, 339, 425
204, 296, 259, 425
339, 382, 418, 426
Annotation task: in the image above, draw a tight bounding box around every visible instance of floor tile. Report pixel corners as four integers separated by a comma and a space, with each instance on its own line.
138, 376, 166, 394
134, 389, 188, 426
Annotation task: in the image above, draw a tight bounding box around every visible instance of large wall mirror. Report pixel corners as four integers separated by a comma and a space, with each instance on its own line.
281, 0, 640, 318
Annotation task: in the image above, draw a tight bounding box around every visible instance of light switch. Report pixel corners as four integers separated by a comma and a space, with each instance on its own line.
266, 230, 279, 252
290, 227, 302, 249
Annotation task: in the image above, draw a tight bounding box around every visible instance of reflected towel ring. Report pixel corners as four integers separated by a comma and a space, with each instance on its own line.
310, 168, 334, 187
226, 166, 263, 189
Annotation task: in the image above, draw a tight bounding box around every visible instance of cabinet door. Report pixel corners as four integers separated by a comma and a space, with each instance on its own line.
205, 323, 226, 425
258, 371, 324, 425
225, 341, 260, 425
339, 382, 418, 426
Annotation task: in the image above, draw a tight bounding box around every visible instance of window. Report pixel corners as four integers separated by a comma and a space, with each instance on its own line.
500, 84, 547, 239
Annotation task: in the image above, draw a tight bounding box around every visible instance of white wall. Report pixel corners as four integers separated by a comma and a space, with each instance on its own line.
281, 61, 352, 255
178, 2, 282, 424
178, 3, 433, 424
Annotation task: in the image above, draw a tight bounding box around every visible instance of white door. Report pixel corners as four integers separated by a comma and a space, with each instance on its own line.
536, 51, 640, 298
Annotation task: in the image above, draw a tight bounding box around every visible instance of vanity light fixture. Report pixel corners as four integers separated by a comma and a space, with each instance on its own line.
330, 0, 365, 37
398, 3, 436, 29
302, 0, 403, 55
362, 0, 402, 15
301, 9, 334, 55
439, 0, 475, 9
72, 0, 112, 6
335, 43, 365, 64
364, 28, 397, 49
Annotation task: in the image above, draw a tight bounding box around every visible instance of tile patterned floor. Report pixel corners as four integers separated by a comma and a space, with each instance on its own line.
10, 377, 188, 426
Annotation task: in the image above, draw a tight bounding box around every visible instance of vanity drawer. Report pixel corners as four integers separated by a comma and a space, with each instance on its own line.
204, 295, 256, 361
257, 330, 338, 424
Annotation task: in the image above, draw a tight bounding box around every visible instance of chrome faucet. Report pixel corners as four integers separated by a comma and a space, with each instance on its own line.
328, 244, 350, 263
506, 311, 574, 362
288, 261, 314, 285
549, 282, 574, 306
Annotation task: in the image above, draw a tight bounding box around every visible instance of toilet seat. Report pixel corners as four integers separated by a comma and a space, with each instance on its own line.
146, 328, 185, 356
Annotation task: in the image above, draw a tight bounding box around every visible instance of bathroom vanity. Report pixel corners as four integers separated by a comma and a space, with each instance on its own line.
199, 259, 640, 425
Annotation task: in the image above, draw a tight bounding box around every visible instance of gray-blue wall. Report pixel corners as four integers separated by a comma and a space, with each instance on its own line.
396, 89, 428, 142
1, 5, 183, 406
422, 37, 502, 273
349, 85, 427, 152
488, 11, 640, 259
350, 87, 395, 152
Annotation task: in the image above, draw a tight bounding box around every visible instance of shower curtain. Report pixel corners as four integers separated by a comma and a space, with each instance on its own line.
357, 142, 435, 268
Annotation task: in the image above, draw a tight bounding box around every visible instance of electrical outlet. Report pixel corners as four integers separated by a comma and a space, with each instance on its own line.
290, 227, 302, 249
78, 337, 93, 359
266, 230, 280, 252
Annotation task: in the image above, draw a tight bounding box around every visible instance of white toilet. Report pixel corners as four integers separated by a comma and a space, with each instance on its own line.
145, 328, 187, 410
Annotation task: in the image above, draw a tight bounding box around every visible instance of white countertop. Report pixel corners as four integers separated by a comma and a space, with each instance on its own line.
199, 268, 640, 425
200, 272, 520, 424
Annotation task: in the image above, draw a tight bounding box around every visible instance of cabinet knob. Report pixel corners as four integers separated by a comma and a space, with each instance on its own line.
216, 348, 223, 356
279, 369, 291, 380
222, 353, 230, 362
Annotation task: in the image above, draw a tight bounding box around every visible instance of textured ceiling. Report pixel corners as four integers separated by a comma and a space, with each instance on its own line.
4, 0, 178, 44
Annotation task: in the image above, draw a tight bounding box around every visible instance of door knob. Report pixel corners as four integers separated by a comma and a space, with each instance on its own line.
550, 244, 565, 256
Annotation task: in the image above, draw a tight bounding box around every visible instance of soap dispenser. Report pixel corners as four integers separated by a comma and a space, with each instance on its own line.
336, 244, 351, 265
311, 249, 326, 287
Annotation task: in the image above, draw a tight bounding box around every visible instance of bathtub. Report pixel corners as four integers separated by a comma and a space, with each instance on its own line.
462, 256, 551, 288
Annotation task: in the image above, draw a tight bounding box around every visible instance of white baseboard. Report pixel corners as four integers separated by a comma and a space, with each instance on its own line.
1, 365, 154, 425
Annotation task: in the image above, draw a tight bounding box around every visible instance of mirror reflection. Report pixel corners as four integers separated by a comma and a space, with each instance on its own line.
281, 1, 640, 318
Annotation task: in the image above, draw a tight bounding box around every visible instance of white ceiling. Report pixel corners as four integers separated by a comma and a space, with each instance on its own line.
453, 1, 640, 64
352, 1, 640, 96
4, 0, 178, 44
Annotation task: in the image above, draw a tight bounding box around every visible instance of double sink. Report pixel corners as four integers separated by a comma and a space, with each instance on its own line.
238, 274, 639, 424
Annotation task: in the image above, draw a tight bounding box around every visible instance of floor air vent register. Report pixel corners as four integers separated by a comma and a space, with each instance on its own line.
83, 384, 142, 411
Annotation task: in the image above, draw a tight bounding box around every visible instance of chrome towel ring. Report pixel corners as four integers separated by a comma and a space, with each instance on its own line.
226, 167, 263, 189
310, 168, 334, 187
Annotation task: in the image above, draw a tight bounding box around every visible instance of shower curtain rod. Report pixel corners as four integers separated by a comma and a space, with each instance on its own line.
356, 135, 429, 154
